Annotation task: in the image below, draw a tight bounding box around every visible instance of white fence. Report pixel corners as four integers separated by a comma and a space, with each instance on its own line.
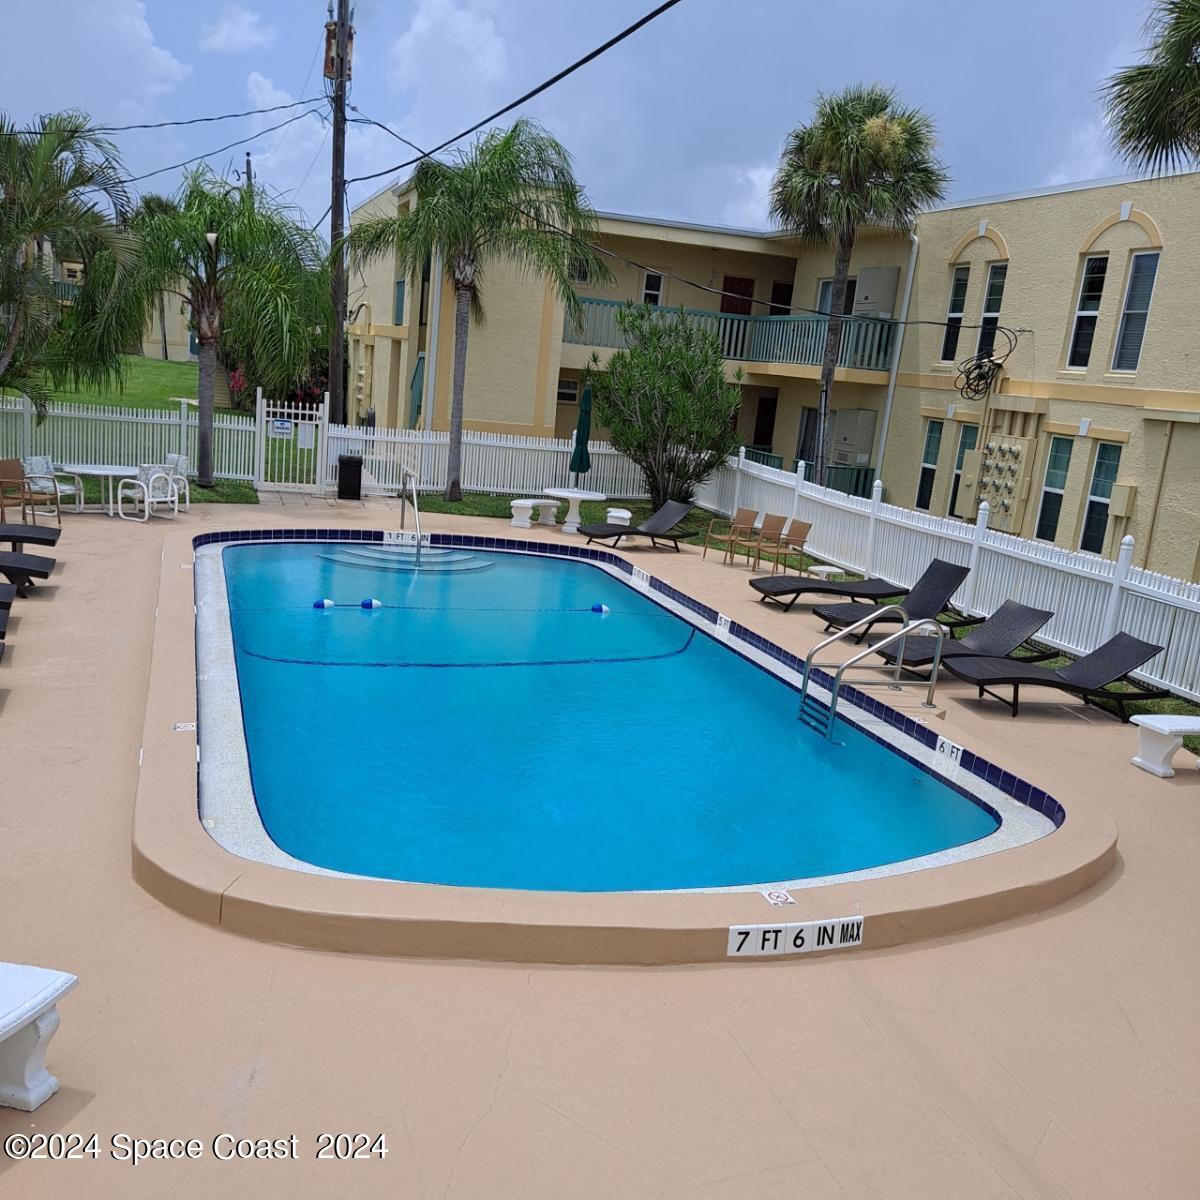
3, 394, 1197, 700
695, 450, 1200, 702
0, 395, 256, 480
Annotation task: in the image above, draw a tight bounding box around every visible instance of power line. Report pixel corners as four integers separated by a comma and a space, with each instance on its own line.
345, 0, 686, 186
118, 108, 325, 185
0, 97, 326, 136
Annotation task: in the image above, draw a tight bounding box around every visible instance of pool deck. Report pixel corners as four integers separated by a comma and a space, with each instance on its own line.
1, 495, 1197, 1199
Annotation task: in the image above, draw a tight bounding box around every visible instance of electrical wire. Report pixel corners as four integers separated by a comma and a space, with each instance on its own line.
345, 0, 686, 186
955, 327, 1020, 400
0, 96, 326, 136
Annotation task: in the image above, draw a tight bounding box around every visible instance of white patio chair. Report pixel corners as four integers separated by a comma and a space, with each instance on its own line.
117, 464, 178, 522
21, 455, 84, 524
163, 452, 191, 512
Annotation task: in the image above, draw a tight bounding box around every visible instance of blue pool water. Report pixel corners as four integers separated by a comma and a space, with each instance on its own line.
219, 542, 999, 891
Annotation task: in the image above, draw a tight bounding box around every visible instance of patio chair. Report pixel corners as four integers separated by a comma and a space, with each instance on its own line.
0, 550, 55, 596
580, 500, 692, 551
117, 465, 178, 523
164, 453, 191, 511
741, 513, 788, 571
749, 570, 907, 611
874, 600, 1055, 672
757, 518, 811, 575
812, 559, 970, 640
5, 457, 84, 526
941, 631, 1170, 721
701, 507, 757, 563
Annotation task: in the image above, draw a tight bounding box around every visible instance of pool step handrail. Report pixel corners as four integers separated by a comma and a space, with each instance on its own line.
398, 466, 423, 565
798, 608, 947, 738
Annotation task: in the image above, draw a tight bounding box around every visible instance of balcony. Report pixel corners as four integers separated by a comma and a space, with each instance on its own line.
54, 281, 79, 303
564, 296, 896, 373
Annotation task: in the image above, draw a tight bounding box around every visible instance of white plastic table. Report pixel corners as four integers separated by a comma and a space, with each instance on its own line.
543, 486, 607, 535
59, 463, 139, 517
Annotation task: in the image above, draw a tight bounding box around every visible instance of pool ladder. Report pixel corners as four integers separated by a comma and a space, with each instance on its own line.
398, 466, 423, 565
798, 607, 946, 739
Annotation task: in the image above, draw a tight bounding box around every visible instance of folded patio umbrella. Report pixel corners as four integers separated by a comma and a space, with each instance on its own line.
569, 385, 592, 486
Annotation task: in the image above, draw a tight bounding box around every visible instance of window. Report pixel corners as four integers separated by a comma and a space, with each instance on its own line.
569, 255, 590, 284
556, 378, 579, 405
1066, 256, 1107, 368
1112, 252, 1159, 371
940, 265, 970, 361
642, 271, 664, 306
1035, 436, 1074, 541
817, 277, 857, 315
1080, 442, 1122, 553
947, 424, 979, 516
915, 419, 943, 510
976, 263, 1007, 356
768, 280, 793, 316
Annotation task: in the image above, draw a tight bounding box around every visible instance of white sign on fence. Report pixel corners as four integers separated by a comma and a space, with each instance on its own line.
269, 419, 293, 439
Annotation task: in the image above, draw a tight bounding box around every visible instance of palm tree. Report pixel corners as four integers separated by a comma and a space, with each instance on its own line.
345, 119, 610, 501
124, 167, 331, 485
130, 194, 179, 361
1104, 0, 1200, 172
771, 85, 947, 485
0, 110, 142, 416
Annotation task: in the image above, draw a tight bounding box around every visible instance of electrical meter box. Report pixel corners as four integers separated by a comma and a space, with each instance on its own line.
954, 436, 1037, 531
1108, 482, 1137, 518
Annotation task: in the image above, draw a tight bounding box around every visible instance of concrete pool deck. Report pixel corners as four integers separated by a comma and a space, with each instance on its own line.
1, 496, 1197, 1198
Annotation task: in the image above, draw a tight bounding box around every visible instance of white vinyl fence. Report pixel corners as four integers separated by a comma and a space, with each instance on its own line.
3, 394, 1197, 700
695, 449, 1200, 702
0, 395, 256, 480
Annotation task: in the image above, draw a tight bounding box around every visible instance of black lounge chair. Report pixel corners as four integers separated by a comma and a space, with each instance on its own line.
0, 583, 14, 610
875, 600, 1055, 671
0, 523, 61, 554
581, 500, 693, 551
0, 551, 55, 596
941, 631, 1170, 720
749, 571, 906, 612
812, 559, 970, 638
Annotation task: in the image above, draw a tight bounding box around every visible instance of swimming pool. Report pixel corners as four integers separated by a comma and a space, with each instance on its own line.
193, 537, 1040, 893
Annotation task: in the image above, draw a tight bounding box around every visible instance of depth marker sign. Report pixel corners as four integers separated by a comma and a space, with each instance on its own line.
727, 915, 864, 957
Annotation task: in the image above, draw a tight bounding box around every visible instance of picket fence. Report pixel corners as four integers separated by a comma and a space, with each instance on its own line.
2, 395, 1197, 700
695, 449, 1200, 702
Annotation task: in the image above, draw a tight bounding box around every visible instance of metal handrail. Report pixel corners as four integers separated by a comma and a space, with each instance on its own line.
799, 605, 909, 708
828, 620, 946, 722
399, 466, 422, 565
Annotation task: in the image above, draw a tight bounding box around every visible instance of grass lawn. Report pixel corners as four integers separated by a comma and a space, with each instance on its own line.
68, 475, 258, 506
418, 490, 1200, 751
48, 355, 239, 413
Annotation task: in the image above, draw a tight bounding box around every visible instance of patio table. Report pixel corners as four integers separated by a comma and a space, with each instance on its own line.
543, 486, 607, 535
58, 463, 139, 518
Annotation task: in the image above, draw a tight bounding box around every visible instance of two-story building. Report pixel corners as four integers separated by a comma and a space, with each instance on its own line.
346, 169, 1200, 580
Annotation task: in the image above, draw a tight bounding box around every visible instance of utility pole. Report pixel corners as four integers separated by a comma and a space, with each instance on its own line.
244, 151, 253, 193
325, 0, 352, 424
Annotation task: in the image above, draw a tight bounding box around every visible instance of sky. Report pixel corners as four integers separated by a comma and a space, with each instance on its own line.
6, 0, 1150, 238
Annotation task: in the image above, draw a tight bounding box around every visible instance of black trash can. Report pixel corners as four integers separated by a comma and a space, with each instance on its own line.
337, 454, 363, 500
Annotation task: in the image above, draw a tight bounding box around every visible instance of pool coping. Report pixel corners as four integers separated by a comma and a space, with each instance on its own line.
131, 527, 1118, 965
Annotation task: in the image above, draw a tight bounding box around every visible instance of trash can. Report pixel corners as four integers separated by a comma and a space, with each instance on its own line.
337, 454, 363, 501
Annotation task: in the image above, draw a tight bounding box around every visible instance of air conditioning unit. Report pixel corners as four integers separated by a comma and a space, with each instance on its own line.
830, 409, 877, 466
851, 266, 900, 319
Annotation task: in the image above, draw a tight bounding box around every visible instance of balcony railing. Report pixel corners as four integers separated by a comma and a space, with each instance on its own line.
54, 281, 80, 303
564, 296, 897, 372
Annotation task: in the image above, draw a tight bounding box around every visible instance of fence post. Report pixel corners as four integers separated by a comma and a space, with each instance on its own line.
253, 387, 265, 487
178, 398, 190, 464
792, 459, 805, 521
731, 446, 745, 515
1102, 534, 1136, 642
21, 394, 33, 458
962, 500, 989, 615
317, 392, 331, 494
864, 478, 884, 576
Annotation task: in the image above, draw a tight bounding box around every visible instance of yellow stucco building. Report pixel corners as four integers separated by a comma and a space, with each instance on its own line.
346, 170, 1200, 580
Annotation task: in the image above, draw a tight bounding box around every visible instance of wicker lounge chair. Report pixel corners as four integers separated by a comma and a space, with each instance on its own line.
941, 631, 1170, 720
874, 600, 1055, 671
0, 523, 61, 554
0, 551, 55, 596
749, 571, 907, 611
580, 500, 692, 551
812, 559, 970, 637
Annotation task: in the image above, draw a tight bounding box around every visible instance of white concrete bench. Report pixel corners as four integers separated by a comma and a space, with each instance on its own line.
0, 963, 77, 1110
606, 507, 632, 527
510, 498, 560, 529
1130, 715, 1200, 778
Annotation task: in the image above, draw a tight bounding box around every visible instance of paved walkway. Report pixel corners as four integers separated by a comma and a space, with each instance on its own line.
1, 499, 1196, 1199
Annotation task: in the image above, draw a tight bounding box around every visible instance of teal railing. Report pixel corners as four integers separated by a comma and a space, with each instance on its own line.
564, 297, 896, 372
54, 281, 80, 302
393, 279, 406, 325
744, 446, 784, 469
823, 465, 876, 499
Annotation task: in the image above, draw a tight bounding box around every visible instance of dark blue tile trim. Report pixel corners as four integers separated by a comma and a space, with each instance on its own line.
192, 528, 1063, 830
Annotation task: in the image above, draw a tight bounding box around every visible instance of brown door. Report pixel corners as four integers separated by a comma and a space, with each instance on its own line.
768, 281, 793, 315
720, 276, 755, 315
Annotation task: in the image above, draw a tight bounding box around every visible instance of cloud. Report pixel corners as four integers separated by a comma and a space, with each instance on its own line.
201, 5, 277, 53
722, 163, 775, 230
106, 0, 191, 109
1045, 118, 1122, 187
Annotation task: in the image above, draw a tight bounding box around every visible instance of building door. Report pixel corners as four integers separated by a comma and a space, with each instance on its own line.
752, 395, 777, 448
768, 281, 794, 315
720, 276, 755, 315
